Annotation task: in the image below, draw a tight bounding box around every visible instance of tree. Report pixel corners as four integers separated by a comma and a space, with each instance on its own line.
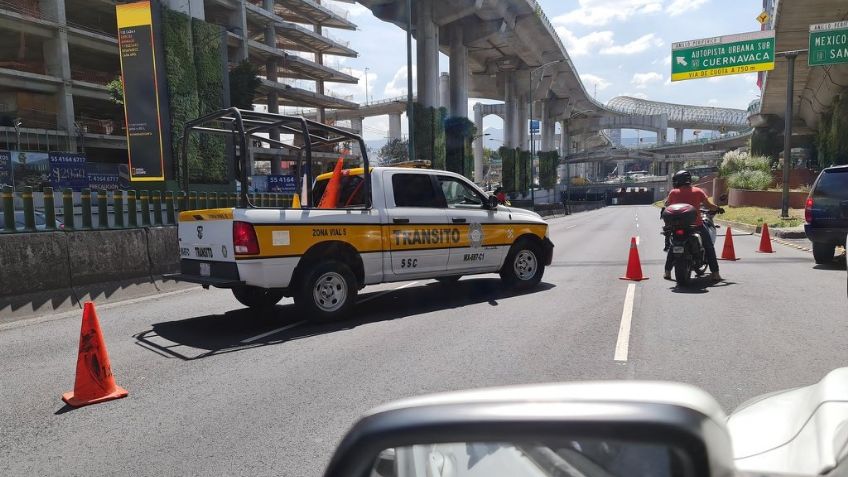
378, 138, 409, 164
229, 60, 261, 109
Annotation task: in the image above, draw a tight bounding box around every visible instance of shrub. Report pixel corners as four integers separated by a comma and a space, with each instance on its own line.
719, 151, 771, 177
727, 170, 773, 190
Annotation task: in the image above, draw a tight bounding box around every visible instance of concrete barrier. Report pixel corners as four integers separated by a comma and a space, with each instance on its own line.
0, 226, 188, 323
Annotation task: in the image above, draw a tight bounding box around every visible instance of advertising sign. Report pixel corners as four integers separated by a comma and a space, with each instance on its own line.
809, 21, 848, 67
49, 152, 89, 191
0, 151, 11, 186
116, 1, 166, 181
267, 175, 298, 194
671, 30, 775, 82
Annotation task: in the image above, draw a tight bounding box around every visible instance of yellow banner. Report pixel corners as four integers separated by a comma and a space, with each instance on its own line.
116, 1, 152, 28
671, 62, 774, 82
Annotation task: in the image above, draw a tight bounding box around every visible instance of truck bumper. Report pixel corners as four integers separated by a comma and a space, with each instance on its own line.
542, 237, 554, 266
804, 224, 848, 245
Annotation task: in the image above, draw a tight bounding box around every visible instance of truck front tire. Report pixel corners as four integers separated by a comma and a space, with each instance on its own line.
296, 261, 358, 320
232, 285, 285, 309
500, 239, 545, 290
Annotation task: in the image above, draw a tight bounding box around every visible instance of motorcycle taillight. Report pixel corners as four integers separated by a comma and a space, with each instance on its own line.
674, 229, 686, 236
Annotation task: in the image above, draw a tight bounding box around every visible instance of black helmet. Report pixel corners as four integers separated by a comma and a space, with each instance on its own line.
672, 170, 692, 188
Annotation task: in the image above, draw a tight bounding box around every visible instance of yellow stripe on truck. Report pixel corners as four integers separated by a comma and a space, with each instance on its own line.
178, 208, 234, 222
236, 222, 547, 259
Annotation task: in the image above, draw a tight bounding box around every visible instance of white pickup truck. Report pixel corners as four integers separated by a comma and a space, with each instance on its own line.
167, 110, 552, 320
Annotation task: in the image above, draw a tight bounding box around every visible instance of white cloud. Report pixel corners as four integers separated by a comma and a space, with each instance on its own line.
324, 68, 377, 103
383, 66, 416, 97
580, 73, 612, 91
708, 98, 719, 104
555, 26, 614, 56
553, 0, 663, 26
663, 56, 672, 66
342, 2, 371, 17
601, 33, 663, 55
667, 0, 709, 16
631, 72, 664, 88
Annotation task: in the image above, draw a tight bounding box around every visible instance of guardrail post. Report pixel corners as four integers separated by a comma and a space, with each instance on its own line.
153, 191, 163, 225
197, 192, 207, 210
43, 187, 56, 230
97, 190, 108, 228
165, 191, 176, 224
188, 191, 197, 211
140, 190, 150, 226
113, 190, 124, 228
1, 185, 14, 233
177, 191, 187, 212
62, 188, 74, 230
230, 192, 237, 207
210, 192, 218, 209
127, 190, 137, 228
22, 186, 36, 231
80, 188, 92, 229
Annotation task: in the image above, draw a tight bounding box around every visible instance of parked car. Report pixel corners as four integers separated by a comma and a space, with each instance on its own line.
804, 165, 848, 264
0, 210, 64, 231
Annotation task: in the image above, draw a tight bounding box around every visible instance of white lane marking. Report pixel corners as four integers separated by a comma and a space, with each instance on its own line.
357, 281, 420, 305
241, 320, 307, 344
614, 284, 637, 362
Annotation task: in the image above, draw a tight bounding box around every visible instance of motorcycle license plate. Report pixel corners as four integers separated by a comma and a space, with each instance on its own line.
672, 246, 685, 254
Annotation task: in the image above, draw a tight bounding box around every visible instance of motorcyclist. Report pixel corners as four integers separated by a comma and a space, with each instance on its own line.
664, 170, 724, 282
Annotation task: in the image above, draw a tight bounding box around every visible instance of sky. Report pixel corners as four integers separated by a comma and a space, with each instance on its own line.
322, 0, 765, 141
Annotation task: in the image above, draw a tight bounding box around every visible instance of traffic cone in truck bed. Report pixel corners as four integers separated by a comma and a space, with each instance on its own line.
620, 237, 648, 281
62, 302, 128, 408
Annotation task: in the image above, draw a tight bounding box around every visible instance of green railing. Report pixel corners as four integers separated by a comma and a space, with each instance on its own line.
0, 185, 294, 233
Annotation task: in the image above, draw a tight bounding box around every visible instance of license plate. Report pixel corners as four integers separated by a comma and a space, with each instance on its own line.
672, 246, 685, 254
199, 262, 211, 277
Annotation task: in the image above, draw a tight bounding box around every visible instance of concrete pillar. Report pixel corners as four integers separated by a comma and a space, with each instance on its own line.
504, 74, 515, 148
616, 160, 626, 177
39, 0, 76, 151
228, 4, 249, 61
439, 73, 450, 110
473, 104, 483, 183
416, 1, 439, 108
675, 127, 684, 145
350, 118, 363, 157
388, 113, 402, 140
560, 120, 569, 156
517, 93, 528, 151
540, 101, 555, 152
314, 22, 326, 123
448, 27, 468, 119
657, 128, 668, 145
161, 0, 205, 19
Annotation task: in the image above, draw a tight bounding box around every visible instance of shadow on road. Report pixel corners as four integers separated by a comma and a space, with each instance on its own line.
133, 279, 555, 360
669, 276, 737, 294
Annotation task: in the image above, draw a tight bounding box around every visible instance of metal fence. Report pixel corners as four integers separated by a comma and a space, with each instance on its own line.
0, 185, 294, 233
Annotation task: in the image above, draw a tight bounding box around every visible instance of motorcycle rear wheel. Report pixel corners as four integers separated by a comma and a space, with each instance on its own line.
674, 260, 691, 286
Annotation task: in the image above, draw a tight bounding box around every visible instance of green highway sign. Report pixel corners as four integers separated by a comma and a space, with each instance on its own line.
809, 21, 848, 66
671, 30, 775, 82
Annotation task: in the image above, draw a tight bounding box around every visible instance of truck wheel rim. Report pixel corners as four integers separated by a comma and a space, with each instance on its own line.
313, 272, 347, 312
514, 250, 537, 281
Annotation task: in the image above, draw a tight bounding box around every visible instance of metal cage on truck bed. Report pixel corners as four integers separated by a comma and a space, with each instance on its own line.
180, 108, 371, 209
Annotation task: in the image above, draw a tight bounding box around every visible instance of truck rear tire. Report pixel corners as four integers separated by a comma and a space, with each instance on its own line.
232, 286, 285, 309
500, 239, 545, 290
813, 242, 836, 264
296, 261, 357, 320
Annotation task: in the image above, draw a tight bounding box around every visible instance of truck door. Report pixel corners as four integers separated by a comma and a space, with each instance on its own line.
383, 171, 451, 277
435, 174, 508, 273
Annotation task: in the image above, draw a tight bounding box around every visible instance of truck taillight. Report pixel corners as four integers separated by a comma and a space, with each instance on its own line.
805, 197, 813, 224
233, 221, 259, 255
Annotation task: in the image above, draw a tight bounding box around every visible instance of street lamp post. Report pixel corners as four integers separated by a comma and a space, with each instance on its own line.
364, 67, 369, 105
405, 0, 414, 162
529, 59, 564, 207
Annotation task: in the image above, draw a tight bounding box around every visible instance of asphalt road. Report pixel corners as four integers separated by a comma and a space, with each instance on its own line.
2, 205, 846, 476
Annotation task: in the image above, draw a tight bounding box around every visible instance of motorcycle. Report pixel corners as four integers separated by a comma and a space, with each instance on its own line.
661, 204, 721, 286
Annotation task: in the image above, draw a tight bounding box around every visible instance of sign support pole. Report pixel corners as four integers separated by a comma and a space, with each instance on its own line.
777, 50, 806, 219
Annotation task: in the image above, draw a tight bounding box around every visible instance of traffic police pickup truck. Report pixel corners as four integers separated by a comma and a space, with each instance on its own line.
167, 109, 552, 320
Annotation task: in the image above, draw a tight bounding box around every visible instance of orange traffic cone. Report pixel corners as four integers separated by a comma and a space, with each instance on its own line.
62, 302, 128, 408
318, 157, 344, 209
719, 227, 740, 261
757, 223, 775, 253
620, 237, 648, 281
